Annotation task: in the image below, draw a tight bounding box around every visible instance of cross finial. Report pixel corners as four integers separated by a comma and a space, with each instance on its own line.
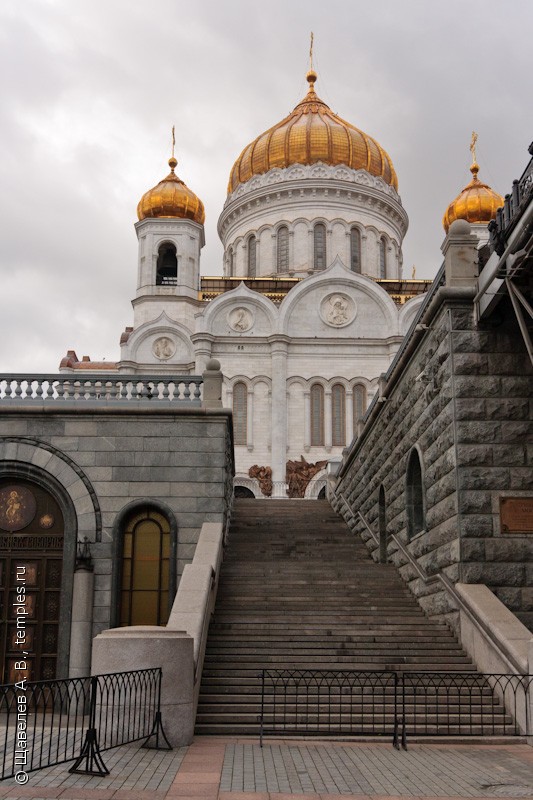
309, 32, 314, 71
171, 125, 176, 159
470, 131, 478, 165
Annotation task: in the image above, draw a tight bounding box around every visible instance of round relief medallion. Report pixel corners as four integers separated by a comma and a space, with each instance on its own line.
228, 307, 253, 332
0, 485, 37, 532
152, 336, 176, 360
39, 513, 54, 529
320, 293, 356, 328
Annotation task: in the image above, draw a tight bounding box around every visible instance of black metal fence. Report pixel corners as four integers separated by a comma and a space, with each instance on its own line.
0, 669, 170, 781
259, 669, 533, 747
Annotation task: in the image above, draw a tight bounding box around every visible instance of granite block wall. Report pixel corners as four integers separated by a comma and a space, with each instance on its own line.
333, 293, 533, 631
0, 406, 234, 674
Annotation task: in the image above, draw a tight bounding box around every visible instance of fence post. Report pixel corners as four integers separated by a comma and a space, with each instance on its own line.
69, 676, 109, 776
142, 668, 172, 750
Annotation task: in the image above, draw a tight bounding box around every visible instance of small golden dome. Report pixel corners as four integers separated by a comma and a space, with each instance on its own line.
228, 70, 398, 194
443, 161, 503, 233
137, 157, 205, 224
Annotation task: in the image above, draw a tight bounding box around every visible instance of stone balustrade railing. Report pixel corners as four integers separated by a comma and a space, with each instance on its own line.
0, 374, 203, 404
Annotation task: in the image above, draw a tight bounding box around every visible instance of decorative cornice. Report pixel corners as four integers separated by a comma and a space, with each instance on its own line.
225, 163, 401, 207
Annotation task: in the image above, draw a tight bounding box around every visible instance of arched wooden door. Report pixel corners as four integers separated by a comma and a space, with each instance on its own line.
0, 480, 64, 684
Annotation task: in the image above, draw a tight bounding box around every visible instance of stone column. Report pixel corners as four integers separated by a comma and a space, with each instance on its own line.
269, 336, 289, 495
69, 555, 94, 679
346, 390, 354, 445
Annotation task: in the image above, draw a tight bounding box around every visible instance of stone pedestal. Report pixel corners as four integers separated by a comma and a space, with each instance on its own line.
91, 627, 194, 746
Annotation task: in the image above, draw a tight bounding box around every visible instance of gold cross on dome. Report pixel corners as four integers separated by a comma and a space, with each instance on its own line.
470, 131, 478, 164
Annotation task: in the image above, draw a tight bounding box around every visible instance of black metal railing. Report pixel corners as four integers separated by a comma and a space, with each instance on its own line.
0, 669, 170, 781
259, 669, 399, 746
259, 669, 533, 748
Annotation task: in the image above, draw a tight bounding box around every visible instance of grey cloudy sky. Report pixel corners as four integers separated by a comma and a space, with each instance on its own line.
1, 0, 531, 373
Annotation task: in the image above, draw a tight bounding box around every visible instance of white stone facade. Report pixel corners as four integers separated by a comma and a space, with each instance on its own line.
219, 164, 408, 280
110, 155, 424, 496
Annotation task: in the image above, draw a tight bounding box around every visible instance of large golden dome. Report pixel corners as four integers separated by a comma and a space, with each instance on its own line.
443, 161, 503, 233
137, 157, 205, 224
228, 71, 398, 194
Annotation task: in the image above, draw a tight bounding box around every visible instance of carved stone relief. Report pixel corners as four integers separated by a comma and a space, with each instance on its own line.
152, 336, 176, 360
286, 456, 328, 499
248, 465, 272, 497
228, 307, 253, 332
320, 293, 356, 328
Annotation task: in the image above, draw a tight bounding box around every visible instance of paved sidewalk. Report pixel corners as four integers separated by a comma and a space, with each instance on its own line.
1, 738, 533, 799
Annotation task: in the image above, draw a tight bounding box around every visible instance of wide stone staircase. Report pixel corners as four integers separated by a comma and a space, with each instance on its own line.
196, 499, 512, 736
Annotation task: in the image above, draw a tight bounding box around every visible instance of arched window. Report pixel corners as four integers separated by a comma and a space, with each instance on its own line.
314, 223, 326, 270
378, 485, 387, 563
233, 382, 248, 446
247, 236, 257, 277
353, 385, 367, 426
406, 448, 425, 539
350, 228, 361, 273
156, 243, 178, 285
310, 384, 325, 446
120, 508, 171, 627
379, 237, 387, 279
331, 383, 346, 446
228, 247, 234, 277
277, 226, 289, 273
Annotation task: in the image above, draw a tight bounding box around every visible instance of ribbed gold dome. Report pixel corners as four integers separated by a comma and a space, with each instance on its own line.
228, 71, 398, 194
137, 157, 205, 224
443, 162, 503, 233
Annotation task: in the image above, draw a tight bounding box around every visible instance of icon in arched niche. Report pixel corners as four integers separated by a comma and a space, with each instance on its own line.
152, 336, 176, 360
0, 485, 37, 532
229, 307, 253, 332
320, 293, 356, 328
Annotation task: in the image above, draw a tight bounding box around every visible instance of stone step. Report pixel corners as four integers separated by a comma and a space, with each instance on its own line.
196, 499, 483, 734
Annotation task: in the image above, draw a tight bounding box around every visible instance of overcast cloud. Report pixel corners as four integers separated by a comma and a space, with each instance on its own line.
1, 0, 531, 373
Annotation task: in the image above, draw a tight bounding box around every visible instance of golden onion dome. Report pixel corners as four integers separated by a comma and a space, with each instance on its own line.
443, 161, 503, 233
228, 70, 398, 194
137, 156, 205, 224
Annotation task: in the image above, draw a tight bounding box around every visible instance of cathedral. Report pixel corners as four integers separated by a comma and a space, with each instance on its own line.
58, 64, 501, 504
2, 54, 521, 712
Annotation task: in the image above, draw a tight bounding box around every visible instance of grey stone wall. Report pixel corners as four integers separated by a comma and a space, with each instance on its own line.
333, 293, 533, 631
0, 407, 234, 673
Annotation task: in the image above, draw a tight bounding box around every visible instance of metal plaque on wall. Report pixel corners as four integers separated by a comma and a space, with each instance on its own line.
500, 497, 533, 533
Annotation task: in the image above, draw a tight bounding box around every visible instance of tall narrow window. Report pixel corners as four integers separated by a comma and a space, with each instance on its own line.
310, 384, 325, 446
353, 384, 367, 426
233, 382, 248, 446
120, 509, 171, 627
314, 223, 326, 270
228, 247, 234, 277
406, 449, 425, 539
277, 226, 289, 273
350, 228, 361, 273
379, 237, 387, 279
378, 485, 387, 563
248, 236, 257, 277
156, 243, 177, 285
331, 384, 346, 446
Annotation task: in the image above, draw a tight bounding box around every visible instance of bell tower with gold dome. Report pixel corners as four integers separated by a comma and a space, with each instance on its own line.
118, 139, 205, 373
443, 133, 503, 242
218, 64, 408, 281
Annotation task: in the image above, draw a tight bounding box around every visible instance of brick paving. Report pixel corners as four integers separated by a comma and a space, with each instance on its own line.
1, 738, 533, 799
